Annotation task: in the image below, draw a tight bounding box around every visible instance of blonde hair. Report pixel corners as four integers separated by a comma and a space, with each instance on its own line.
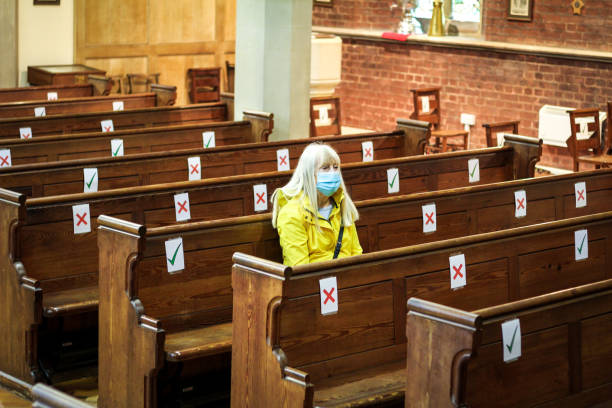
271, 143, 359, 229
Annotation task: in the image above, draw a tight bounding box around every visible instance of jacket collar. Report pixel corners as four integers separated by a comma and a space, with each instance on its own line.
302, 188, 344, 219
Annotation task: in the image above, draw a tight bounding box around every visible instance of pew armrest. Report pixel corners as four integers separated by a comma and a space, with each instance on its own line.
243, 110, 274, 143
220, 92, 234, 121
396, 118, 431, 155
87, 75, 113, 96
150, 83, 177, 106
503, 134, 542, 179
43, 286, 98, 317
32, 383, 92, 408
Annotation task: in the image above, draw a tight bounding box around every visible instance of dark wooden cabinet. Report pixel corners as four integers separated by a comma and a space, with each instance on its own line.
187, 67, 221, 104
27, 64, 106, 86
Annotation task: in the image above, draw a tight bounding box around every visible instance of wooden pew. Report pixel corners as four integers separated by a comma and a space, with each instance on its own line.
95, 167, 610, 407
32, 383, 92, 408
0, 111, 274, 170
406, 279, 612, 407
0, 123, 424, 197
231, 211, 612, 407
0, 101, 229, 140
0, 137, 540, 385
0, 86, 177, 119
0, 76, 112, 103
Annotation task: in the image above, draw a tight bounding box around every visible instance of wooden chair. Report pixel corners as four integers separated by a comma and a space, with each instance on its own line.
482, 120, 520, 147
126, 73, 160, 94
187, 67, 221, 103
565, 108, 605, 171
410, 87, 468, 153
310, 96, 341, 137
225, 61, 235, 93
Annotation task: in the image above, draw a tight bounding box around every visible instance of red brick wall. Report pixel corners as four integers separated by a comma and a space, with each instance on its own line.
313, 1, 396, 31
484, 0, 612, 52
335, 39, 612, 170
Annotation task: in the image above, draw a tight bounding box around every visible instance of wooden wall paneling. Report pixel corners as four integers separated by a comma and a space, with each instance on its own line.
76, 0, 236, 105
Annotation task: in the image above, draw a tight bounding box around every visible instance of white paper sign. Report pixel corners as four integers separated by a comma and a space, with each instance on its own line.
575, 229, 588, 261
362, 141, 374, 162
422, 203, 437, 233
34, 107, 46, 117
202, 131, 215, 148
165, 237, 185, 273
72, 204, 91, 234
174, 192, 191, 222
420, 96, 430, 113
276, 148, 290, 171
188, 157, 201, 181
468, 158, 480, 183
319, 276, 338, 315
449, 253, 466, 289
318, 106, 330, 124
83, 168, 98, 193
101, 119, 114, 133
47, 92, 58, 101
0, 149, 12, 167
111, 139, 124, 157
19, 127, 32, 140
514, 190, 527, 218
496, 132, 505, 146
579, 122, 589, 139
253, 184, 268, 212
112, 101, 124, 111
502, 318, 522, 362
575, 181, 587, 208
387, 168, 399, 194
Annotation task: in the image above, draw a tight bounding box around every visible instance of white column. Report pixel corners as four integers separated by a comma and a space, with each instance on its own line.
235, 0, 312, 141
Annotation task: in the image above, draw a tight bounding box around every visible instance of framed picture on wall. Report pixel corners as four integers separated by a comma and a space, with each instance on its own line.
508, 0, 533, 21
314, 0, 333, 7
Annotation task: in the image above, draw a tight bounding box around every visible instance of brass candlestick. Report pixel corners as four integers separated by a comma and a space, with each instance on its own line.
428, 0, 445, 36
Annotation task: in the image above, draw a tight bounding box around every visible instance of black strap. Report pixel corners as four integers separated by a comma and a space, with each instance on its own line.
333, 224, 344, 259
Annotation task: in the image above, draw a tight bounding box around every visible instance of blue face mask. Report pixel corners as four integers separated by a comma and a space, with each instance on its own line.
316, 171, 341, 197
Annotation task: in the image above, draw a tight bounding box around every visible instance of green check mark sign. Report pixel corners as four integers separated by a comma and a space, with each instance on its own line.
506, 325, 519, 353
389, 172, 398, 188
577, 234, 587, 254
168, 242, 182, 266
112, 143, 122, 157
85, 171, 97, 189
470, 164, 478, 178
205, 136, 213, 148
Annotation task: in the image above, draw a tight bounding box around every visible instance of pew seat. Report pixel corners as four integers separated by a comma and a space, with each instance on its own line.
314, 362, 404, 407
43, 287, 98, 317
165, 322, 232, 362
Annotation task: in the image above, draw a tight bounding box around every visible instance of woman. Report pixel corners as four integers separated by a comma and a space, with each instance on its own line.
271, 143, 362, 266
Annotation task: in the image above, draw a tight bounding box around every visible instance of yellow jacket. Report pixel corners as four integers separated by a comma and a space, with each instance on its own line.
276, 189, 362, 266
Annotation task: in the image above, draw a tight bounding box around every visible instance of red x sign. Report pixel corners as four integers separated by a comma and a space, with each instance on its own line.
577, 189, 585, 201
516, 197, 525, 210
364, 147, 372, 158
104, 126, 112, 132
452, 264, 463, 280
190, 163, 199, 175
177, 200, 188, 213
22, 133, 31, 139
323, 287, 335, 304
256, 192, 266, 204
279, 155, 288, 166
76, 212, 88, 226
425, 212, 435, 225
0, 155, 9, 166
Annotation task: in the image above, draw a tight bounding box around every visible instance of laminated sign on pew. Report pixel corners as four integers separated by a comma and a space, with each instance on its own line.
502, 318, 521, 363
101, 120, 114, 133
0, 149, 12, 167
575, 229, 588, 261
387, 168, 399, 194
449, 253, 466, 289
362, 141, 374, 162
188, 157, 201, 180
83, 168, 98, 193
174, 192, 191, 222
277, 148, 290, 171
203, 131, 215, 148
514, 190, 527, 218
19, 127, 32, 140
111, 139, 123, 157
575, 181, 587, 208
72, 203, 91, 234
47, 92, 58, 101
319, 276, 338, 315
253, 184, 268, 212
165, 237, 185, 274
468, 158, 480, 183
34, 107, 46, 117
422, 203, 436, 233
112, 101, 124, 111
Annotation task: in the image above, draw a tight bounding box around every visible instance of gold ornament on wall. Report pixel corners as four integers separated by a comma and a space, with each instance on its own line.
571, 0, 584, 15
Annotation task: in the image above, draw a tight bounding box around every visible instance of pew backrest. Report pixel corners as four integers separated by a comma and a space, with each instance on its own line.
406, 279, 612, 407
230, 211, 612, 407
0, 102, 228, 139
0, 76, 112, 103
